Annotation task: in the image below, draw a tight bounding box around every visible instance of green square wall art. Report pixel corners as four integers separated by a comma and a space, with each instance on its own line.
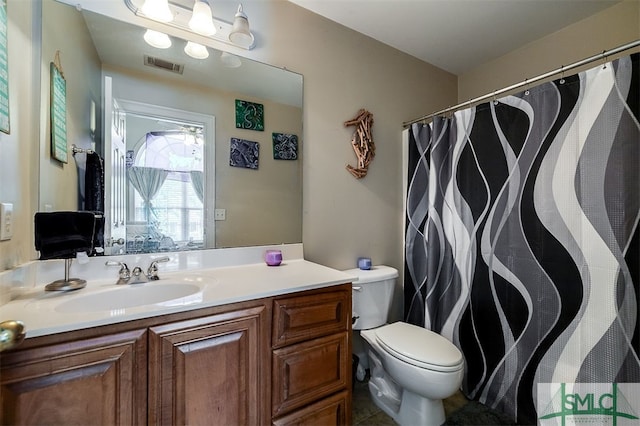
235, 99, 264, 131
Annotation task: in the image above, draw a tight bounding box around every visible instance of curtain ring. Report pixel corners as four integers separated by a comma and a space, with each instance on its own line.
559, 65, 565, 85
602, 50, 608, 69
524, 78, 530, 96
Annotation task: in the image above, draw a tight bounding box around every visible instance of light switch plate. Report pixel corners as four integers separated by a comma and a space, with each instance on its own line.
0, 203, 14, 241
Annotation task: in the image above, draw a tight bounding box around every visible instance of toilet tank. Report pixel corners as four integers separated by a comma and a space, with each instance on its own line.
344, 266, 398, 330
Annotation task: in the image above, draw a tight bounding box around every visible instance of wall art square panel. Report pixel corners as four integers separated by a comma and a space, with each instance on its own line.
272, 133, 298, 160
235, 99, 264, 131
229, 137, 259, 170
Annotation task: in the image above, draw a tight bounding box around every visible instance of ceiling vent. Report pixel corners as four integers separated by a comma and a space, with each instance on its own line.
144, 55, 184, 74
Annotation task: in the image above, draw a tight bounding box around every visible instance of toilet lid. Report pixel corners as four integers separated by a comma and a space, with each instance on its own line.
343, 266, 398, 283
374, 322, 464, 372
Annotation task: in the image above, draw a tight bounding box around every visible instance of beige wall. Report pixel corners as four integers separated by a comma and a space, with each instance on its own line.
0, 0, 38, 269
458, 0, 640, 102
240, 1, 457, 277
234, 1, 457, 320
39, 0, 102, 212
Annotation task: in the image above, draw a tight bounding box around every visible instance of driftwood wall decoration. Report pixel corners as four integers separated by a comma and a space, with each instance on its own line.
345, 109, 375, 179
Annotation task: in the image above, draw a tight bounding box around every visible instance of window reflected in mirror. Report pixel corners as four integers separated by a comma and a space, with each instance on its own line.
130, 125, 206, 253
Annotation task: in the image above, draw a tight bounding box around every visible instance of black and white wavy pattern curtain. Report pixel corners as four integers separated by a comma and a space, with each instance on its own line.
404, 53, 639, 423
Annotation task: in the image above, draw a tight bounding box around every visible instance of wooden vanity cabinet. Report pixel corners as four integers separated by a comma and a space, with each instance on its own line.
0, 329, 147, 425
0, 283, 352, 426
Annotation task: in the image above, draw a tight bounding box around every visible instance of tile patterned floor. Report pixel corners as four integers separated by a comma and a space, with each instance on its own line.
352, 377, 469, 426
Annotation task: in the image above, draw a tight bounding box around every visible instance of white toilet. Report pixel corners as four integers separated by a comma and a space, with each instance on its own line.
347, 265, 464, 426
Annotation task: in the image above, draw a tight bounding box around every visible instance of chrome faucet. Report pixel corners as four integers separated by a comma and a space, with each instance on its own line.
106, 257, 170, 285
105, 261, 131, 285
147, 256, 170, 280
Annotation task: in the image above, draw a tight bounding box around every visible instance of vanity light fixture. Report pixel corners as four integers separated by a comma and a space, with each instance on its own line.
126, 0, 255, 50
184, 41, 209, 59
143, 29, 172, 49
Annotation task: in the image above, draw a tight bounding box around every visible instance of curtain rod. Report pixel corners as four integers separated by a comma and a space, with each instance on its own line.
403, 39, 640, 128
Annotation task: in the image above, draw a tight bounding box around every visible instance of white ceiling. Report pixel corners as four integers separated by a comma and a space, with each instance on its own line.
289, 0, 621, 75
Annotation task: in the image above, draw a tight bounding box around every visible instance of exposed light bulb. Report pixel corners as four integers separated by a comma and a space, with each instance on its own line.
184, 41, 209, 59
143, 29, 172, 49
140, 0, 173, 23
189, 0, 216, 36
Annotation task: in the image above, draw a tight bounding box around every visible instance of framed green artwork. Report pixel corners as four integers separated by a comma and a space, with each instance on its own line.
235, 99, 264, 131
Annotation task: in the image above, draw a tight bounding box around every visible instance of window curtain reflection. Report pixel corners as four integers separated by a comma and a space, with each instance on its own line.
128, 166, 169, 221
189, 170, 204, 203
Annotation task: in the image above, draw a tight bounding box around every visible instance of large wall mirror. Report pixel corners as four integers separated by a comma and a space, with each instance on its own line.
38, 0, 303, 256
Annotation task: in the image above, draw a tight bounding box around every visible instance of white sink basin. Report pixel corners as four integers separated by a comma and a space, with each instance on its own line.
55, 283, 203, 313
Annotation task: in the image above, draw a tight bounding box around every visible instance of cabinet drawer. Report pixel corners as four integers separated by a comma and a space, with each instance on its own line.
272, 332, 349, 417
272, 390, 350, 426
273, 287, 350, 348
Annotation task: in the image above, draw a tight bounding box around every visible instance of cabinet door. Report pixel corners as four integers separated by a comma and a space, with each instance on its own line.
272, 332, 349, 418
148, 304, 268, 426
272, 390, 350, 426
0, 329, 147, 425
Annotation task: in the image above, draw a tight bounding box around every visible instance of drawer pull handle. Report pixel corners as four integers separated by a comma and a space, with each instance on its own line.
352, 286, 362, 292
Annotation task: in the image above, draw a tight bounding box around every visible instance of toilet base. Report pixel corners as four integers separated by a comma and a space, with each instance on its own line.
368, 382, 446, 426
367, 353, 446, 426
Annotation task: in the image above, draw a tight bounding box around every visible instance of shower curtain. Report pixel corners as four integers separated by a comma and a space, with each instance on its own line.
404, 53, 639, 423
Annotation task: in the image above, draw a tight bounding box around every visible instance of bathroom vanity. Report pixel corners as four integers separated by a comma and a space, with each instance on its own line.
0, 247, 354, 425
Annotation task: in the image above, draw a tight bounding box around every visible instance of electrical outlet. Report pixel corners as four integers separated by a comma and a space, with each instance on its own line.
0, 203, 14, 241
214, 209, 226, 221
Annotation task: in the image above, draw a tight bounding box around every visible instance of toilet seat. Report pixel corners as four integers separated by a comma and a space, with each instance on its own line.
374, 322, 464, 372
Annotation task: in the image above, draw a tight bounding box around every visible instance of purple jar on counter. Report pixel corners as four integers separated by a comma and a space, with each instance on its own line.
265, 250, 283, 266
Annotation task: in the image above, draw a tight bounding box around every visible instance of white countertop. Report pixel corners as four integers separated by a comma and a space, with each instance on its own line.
0, 257, 356, 339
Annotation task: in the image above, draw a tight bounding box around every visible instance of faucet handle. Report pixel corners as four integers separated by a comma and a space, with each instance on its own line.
147, 256, 170, 281
105, 261, 131, 284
